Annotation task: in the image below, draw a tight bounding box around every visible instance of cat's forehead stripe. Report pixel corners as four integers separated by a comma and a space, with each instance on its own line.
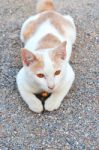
30, 59, 44, 72
43, 52, 54, 75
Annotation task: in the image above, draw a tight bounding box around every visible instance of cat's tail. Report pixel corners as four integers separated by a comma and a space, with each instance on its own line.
36, 0, 55, 13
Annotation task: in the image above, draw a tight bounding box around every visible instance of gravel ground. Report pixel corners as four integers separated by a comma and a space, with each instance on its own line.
0, 0, 99, 149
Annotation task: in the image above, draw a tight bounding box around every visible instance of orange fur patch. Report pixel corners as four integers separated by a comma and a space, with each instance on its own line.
30, 58, 44, 72
23, 11, 74, 42
37, 0, 55, 13
37, 33, 61, 50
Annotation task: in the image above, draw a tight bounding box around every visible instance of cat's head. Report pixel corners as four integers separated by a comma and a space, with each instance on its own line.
21, 41, 67, 92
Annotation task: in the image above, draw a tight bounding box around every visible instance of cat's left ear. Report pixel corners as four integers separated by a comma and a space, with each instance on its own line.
54, 41, 67, 60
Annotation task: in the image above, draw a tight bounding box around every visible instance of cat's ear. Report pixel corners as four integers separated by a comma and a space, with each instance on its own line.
54, 41, 67, 60
21, 48, 37, 66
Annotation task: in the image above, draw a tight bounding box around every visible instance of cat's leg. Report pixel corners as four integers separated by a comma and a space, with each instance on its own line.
18, 89, 43, 113
45, 64, 75, 111
16, 72, 43, 113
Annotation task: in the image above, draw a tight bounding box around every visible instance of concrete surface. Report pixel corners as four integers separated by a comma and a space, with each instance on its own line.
0, 0, 99, 149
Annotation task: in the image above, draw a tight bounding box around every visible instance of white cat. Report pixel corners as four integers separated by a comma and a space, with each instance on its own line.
16, 0, 76, 113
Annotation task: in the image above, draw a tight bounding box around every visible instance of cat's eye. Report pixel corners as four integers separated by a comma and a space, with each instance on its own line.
36, 73, 45, 78
55, 70, 61, 76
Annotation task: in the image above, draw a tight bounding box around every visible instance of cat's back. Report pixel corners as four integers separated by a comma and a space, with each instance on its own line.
21, 10, 76, 51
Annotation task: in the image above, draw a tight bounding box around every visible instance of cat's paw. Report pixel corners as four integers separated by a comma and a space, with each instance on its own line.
28, 100, 43, 113
45, 99, 61, 111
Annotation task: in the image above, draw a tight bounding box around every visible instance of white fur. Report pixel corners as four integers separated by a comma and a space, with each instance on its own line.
17, 68, 43, 112
17, 12, 76, 113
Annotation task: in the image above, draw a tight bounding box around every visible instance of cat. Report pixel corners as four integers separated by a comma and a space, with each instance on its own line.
16, 0, 76, 113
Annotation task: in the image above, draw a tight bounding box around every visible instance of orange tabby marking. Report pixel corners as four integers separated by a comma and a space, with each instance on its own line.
23, 11, 74, 42
30, 61, 44, 72
37, 0, 55, 13
37, 33, 61, 50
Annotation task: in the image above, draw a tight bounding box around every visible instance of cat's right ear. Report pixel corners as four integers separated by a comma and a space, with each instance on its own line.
21, 48, 37, 66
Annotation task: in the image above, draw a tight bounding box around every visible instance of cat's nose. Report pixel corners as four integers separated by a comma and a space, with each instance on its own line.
47, 78, 55, 90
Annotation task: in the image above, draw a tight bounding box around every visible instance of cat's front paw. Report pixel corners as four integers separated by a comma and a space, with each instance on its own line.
45, 99, 61, 111
28, 100, 43, 113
